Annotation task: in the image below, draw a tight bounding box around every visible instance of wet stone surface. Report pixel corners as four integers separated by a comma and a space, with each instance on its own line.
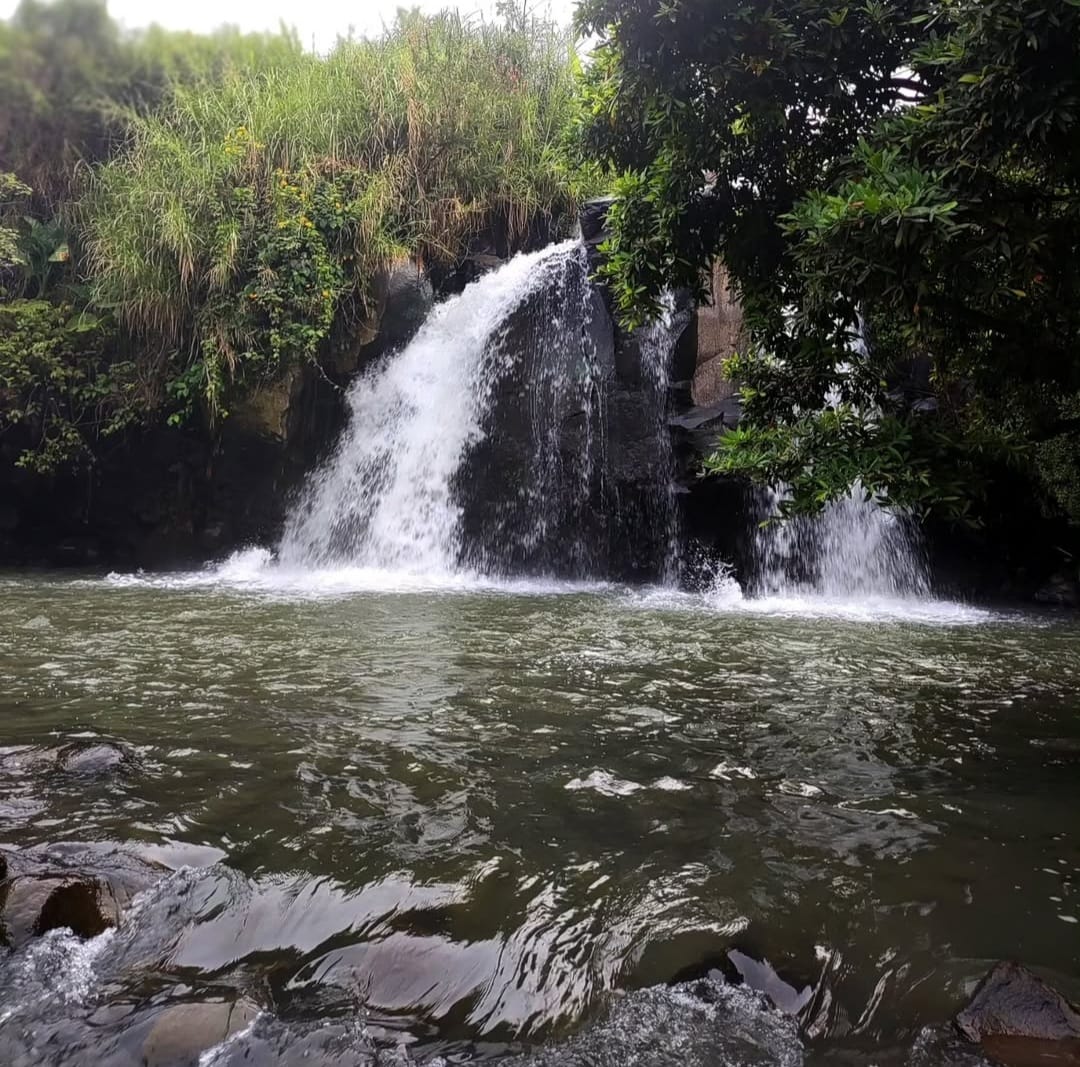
0, 842, 163, 948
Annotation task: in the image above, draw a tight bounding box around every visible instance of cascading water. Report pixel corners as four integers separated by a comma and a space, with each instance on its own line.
751, 484, 931, 600
278, 240, 584, 575
460, 240, 607, 578
278, 239, 683, 582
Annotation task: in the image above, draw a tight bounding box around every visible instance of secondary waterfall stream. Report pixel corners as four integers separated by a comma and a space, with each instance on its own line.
750, 486, 931, 601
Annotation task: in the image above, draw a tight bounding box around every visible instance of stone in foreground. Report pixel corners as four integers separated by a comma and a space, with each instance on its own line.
956, 962, 1080, 1065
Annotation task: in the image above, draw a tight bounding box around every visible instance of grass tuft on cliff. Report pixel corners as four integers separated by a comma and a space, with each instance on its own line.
81, 9, 594, 423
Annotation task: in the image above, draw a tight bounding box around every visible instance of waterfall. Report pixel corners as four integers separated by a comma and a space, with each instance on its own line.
278, 240, 684, 582
751, 485, 930, 600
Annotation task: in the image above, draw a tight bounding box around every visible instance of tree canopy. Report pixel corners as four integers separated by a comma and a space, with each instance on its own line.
578, 0, 1080, 528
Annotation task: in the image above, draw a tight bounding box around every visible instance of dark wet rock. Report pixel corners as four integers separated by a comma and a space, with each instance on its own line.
1, 876, 119, 945
37, 878, 122, 937
956, 963, 1080, 1062
170, 1015, 406, 1067
57, 739, 134, 775
580, 196, 616, 245
1035, 572, 1080, 608
143, 999, 260, 1067
374, 259, 434, 353
0, 843, 164, 948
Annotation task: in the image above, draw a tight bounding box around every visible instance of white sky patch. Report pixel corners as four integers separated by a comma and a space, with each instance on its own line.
0, 0, 577, 51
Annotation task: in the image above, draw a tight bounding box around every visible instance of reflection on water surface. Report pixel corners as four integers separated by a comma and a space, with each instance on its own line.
0, 571, 1078, 1064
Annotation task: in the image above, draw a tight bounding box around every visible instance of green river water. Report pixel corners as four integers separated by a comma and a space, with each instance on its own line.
0, 566, 1078, 1065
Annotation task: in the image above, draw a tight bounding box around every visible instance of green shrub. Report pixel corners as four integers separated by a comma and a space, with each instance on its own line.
82, 9, 593, 423
0, 299, 137, 473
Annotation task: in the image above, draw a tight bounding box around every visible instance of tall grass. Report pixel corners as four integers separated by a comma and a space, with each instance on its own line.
82, 8, 593, 410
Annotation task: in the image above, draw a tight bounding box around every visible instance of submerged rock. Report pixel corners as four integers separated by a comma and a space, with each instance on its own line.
1035, 572, 1080, 608
907, 1026, 999, 1066
980, 1036, 1080, 1066
0, 843, 163, 948
1, 876, 119, 945
1, 738, 136, 777
57, 739, 134, 775
956, 963, 1080, 1065
143, 999, 260, 1067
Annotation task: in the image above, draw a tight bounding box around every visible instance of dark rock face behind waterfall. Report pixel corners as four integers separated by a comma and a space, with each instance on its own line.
0, 261, 434, 569
456, 229, 699, 582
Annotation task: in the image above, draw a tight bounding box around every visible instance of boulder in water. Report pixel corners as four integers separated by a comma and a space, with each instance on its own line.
0, 843, 163, 948
142, 999, 260, 1067
57, 739, 134, 775
1, 875, 120, 945
955, 962, 1080, 1064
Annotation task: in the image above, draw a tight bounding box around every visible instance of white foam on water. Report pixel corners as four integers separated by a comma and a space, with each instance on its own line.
711, 762, 758, 781
653, 776, 692, 792
104, 548, 609, 599
623, 580, 993, 626
724, 592, 992, 625
777, 781, 824, 798
0, 927, 114, 1025
102, 547, 997, 625
565, 770, 644, 797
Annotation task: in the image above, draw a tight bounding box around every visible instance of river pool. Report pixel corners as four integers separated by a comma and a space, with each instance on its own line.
1, 566, 1078, 1065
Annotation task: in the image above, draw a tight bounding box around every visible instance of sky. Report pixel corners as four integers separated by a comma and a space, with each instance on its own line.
0, 0, 578, 51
